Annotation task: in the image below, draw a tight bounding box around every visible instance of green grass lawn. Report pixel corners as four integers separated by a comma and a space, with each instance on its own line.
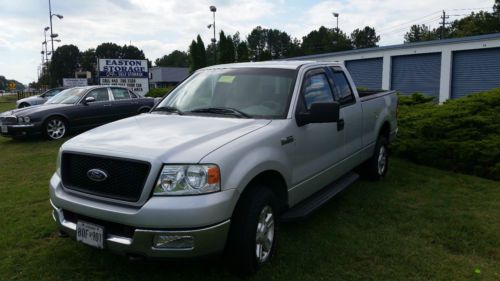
0, 95, 17, 112
0, 131, 499, 281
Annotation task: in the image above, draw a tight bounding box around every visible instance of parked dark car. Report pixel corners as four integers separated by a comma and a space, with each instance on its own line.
16, 87, 67, 108
0, 86, 154, 140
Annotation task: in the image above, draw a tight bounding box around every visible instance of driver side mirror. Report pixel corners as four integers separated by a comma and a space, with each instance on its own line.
296, 102, 340, 127
83, 96, 96, 105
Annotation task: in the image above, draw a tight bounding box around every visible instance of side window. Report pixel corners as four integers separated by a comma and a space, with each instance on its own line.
87, 88, 110, 102
330, 68, 355, 105
128, 90, 138, 98
302, 72, 334, 110
111, 88, 131, 100
45, 89, 61, 97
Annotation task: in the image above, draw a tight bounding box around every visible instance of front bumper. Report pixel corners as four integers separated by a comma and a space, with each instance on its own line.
49, 172, 237, 258
0, 123, 40, 138
51, 200, 230, 258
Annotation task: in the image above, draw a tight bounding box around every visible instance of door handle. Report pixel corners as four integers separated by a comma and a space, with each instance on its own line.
337, 119, 345, 131
103, 104, 112, 107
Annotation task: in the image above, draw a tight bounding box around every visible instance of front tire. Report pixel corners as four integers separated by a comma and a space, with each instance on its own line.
226, 185, 279, 275
44, 117, 67, 140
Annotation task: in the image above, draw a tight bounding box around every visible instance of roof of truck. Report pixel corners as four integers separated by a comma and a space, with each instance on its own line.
203, 60, 342, 70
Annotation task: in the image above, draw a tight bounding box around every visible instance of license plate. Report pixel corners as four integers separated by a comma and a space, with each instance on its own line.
1, 126, 7, 133
76, 221, 104, 249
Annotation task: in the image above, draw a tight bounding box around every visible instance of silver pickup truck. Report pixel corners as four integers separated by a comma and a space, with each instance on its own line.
49, 61, 397, 274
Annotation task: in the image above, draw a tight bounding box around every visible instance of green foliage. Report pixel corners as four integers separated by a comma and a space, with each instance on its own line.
95, 43, 146, 60
397, 92, 435, 105
247, 26, 301, 61
155, 50, 189, 67
393, 88, 500, 180
189, 35, 207, 72
218, 31, 235, 64
404, 24, 438, 43
145, 86, 173, 98
350, 26, 380, 49
301, 26, 353, 55
49, 44, 81, 87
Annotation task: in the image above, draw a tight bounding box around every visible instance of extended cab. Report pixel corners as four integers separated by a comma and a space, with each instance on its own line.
49, 61, 397, 274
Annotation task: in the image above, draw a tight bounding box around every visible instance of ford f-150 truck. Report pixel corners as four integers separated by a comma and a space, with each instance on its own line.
49, 61, 398, 274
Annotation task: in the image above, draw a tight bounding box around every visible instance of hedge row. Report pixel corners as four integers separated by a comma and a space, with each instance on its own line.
145, 86, 173, 98
392, 90, 500, 181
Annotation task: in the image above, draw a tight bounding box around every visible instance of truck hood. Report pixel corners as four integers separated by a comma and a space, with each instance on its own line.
62, 113, 271, 163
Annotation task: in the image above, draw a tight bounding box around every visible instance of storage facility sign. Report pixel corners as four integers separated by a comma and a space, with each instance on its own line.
63, 78, 88, 87
98, 59, 149, 96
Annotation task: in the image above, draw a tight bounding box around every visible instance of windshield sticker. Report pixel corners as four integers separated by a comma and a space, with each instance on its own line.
218, 75, 235, 83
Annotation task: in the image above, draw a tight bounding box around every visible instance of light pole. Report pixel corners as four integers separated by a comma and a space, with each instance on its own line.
332, 12, 339, 45
43, 26, 50, 65
48, 0, 63, 58
209, 5, 217, 64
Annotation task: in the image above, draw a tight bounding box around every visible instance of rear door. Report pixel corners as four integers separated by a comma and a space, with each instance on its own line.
109, 87, 137, 120
327, 66, 363, 159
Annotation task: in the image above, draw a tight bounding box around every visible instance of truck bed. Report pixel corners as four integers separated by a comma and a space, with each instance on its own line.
358, 89, 395, 101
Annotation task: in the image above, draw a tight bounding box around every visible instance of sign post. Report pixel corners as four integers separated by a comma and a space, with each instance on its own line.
97, 59, 149, 96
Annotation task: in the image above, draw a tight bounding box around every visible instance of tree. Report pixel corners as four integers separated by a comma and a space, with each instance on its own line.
236, 41, 250, 62
494, 0, 499, 15
301, 26, 352, 55
80, 48, 97, 77
49, 44, 81, 86
155, 50, 189, 67
351, 26, 380, 49
188, 35, 207, 72
246, 26, 297, 61
95, 42, 122, 59
404, 24, 437, 43
218, 31, 235, 64
121, 45, 146, 59
448, 11, 500, 38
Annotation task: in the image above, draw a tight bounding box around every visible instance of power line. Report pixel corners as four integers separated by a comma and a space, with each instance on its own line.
378, 16, 442, 37
377, 11, 441, 32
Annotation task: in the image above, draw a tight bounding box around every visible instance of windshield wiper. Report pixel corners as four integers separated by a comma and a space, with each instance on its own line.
153, 106, 184, 115
189, 107, 251, 118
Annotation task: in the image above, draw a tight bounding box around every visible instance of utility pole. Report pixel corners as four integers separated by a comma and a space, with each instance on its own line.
440, 10, 449, 40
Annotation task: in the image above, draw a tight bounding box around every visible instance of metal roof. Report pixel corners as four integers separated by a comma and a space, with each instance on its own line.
287, 32, 500, 60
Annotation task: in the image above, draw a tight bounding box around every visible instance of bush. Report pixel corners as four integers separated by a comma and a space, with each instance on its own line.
392, 88, 500, 181
398, 92, 436, 106
145, 86, 173, 98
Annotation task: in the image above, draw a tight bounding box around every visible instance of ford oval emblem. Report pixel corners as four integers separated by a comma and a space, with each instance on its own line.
87, 169, 108, 182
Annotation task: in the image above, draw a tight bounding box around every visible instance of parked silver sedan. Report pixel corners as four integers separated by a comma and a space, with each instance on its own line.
16, 87, 66, 108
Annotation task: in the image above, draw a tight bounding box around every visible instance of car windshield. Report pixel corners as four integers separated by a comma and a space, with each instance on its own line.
46, 88, 86, 104
156, 68, 297, 119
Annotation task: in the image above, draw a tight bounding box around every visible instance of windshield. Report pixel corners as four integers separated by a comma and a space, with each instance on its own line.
156, 68, 297, 119
46, 88, 86, 104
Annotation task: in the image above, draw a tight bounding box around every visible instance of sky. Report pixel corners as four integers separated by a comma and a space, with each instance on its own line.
0, 0, 495, 84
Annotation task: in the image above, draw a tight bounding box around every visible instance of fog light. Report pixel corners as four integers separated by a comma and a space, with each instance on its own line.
153, 235, 194, 249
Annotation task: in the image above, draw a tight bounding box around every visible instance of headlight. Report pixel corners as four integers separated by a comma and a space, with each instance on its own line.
17, 116, 31, 124
154, 164, 220, 196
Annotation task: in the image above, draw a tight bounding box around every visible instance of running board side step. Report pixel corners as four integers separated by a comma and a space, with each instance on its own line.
281, 172, 359, 222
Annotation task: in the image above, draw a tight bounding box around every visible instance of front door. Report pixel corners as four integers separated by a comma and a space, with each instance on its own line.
70, 88, 113, 129
288, 68, 345, 203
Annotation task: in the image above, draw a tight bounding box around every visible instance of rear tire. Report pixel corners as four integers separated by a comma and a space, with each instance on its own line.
360, 135, 389, 180
18, 103, 29, 108
44, 117, 68, 140
226, 185, 279, 275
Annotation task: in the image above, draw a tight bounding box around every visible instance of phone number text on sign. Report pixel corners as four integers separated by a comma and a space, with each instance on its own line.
100, 78, 148, 96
